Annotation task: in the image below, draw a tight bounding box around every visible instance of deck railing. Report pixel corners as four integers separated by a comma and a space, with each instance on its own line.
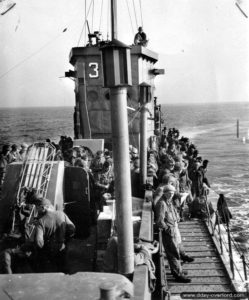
133, 189, 154, 300
205, 192, 249, 299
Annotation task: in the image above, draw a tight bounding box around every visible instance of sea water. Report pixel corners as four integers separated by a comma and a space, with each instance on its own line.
0, 101, 248, 270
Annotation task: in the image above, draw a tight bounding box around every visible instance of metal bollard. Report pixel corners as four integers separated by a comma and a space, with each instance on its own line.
100, 282, 116, 300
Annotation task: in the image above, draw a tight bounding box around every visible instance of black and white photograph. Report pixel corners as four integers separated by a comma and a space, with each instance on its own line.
0, 0, 248, 299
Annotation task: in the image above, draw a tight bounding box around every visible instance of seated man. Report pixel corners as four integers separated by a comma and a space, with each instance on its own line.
103, 234, 158, 291
94, 161, 114, 213
134, 27, 148, 46
0, 243, 34, 274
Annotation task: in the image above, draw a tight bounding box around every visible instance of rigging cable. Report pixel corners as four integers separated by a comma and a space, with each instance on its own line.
99, 0, 104, 32
77, 0, 94, 46
0, 34, 62, 81
125, 0, 135, 36
0, 0, 89, 80
128, 104, 144, 126
132, 0, 138, 29
139, 0, 143, 28
91, 0, 94, 33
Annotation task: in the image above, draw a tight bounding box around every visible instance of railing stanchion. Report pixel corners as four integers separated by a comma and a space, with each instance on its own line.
227, 222, 235, 279
216, 212, 223, 255
241, 254, 249, 300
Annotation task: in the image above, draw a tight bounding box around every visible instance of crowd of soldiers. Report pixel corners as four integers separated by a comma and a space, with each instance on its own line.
151, 128, 213, 283
0, 128, 213, 282
129, 127, 213, 283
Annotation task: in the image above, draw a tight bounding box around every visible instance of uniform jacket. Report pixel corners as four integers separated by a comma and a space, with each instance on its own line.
35, 210, 75, 254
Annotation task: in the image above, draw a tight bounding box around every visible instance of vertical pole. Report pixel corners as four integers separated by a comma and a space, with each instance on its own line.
241, 255, 248, 281
216, 213, 223, 255
111, 0, 117, 40
241, 255, 249, 300
237, 119, 239, 138
77, 63, 92, 139
227, 223, 235, 279
140, 103, 148, 186
110, 87, 134, 275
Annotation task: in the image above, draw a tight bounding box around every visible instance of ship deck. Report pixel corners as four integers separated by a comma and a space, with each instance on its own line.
165, 219, 236, 300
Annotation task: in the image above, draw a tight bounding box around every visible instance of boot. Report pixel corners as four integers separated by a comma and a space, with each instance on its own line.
175, 273, 191, 283
181, 255, 194, 263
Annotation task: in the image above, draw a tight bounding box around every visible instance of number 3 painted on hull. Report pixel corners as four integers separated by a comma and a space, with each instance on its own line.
89, 62, 99, 78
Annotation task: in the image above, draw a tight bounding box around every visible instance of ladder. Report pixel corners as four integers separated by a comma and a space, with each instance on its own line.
10, 142, 56, 238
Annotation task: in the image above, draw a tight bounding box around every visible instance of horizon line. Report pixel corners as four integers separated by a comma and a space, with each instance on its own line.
0, 100, 248, 109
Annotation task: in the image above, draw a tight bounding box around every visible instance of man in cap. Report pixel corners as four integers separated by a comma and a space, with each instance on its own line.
0, 144, 11, 187
189, 161, 204, 199
19, 143, 28, 161
134, 26, 148, 46
90, 150, 105, 175
155, 184, 192, 283
34, 197, 75, 272
7, 144, 21, 163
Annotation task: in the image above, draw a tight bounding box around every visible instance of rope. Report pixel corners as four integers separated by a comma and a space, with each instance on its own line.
139, 0, 143, 27
125, 0, 135, 36
99, 0, 104, 32
128, 104, 144, 126
132, 0, 138, 29
77, 0, 94, 46
0, 34, 62, 80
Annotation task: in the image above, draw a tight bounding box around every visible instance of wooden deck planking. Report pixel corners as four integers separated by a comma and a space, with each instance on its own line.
166, 220, 235, 298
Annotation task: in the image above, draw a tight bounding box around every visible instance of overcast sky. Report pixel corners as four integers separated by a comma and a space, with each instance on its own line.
0, 0, 248, 107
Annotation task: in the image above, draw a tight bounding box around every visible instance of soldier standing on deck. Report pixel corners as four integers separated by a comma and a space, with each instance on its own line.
34, 198, 75, 273
154, 184, 192, 283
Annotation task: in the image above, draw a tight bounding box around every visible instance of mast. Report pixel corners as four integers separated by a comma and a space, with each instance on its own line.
111, 0, 118, 40
102, 0, 134, 275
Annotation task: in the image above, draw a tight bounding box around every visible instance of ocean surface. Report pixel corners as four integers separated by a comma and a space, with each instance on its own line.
0, 102, 248, 276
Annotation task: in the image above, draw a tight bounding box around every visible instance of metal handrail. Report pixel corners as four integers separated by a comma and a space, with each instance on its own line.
205, 193, 249, 296
215, 212, 223, 255
226, 222, 235, 279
